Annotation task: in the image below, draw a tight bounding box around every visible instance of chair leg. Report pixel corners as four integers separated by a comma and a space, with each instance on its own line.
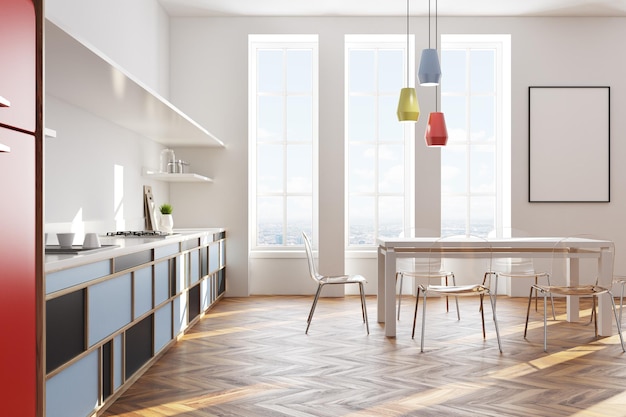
445, 275, 449, 312
619, 281, 626, 327
358, 282, 369, 334
306, 285, 323, 334
396, 272, 403, 320
543, 293, 548, 352
452, 273, 460, 321
412, 286, 421, 339
593, 295, 598, 338
534, 276, 538, 312
609, 293, 626, 352
524, 286, 534, 338
420, 289, 427, 353
480, 294, 486, 339
489, 293, 503, 353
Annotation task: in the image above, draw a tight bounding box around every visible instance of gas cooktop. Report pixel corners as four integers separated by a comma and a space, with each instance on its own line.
105, 230, 178, 238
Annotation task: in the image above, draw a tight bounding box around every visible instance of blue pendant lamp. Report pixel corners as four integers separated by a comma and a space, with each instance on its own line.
418, 0, 442, 86
397, 0, 420, 122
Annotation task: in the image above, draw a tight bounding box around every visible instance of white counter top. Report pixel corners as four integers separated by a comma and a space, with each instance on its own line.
45, 228, 225, 273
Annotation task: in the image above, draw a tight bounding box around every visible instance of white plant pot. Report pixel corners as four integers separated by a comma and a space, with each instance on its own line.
160, 214, 174, 234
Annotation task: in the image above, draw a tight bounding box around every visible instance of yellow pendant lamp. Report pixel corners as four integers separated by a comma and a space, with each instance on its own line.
397, 0, 419, 122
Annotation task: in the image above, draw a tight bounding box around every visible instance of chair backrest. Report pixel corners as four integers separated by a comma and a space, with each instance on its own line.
491, 257, 535, 274
551, 234, 614, 285
430, 234, 493, 286
488, 228, 537, 274
302, 232, 322, 283
397, 257, 445, 274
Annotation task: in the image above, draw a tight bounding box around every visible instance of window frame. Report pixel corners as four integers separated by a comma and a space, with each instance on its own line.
248, 34, 320, 253
440, 34, 511, 238
344, 34, 416, 251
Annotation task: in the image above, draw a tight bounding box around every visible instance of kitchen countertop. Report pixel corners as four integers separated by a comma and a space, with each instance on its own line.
45, 228, 225, 274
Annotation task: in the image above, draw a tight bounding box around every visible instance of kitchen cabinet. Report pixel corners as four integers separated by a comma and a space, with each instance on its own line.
45, 19, 224, 148
45, 230, 226, 417
0, 0, 36, 132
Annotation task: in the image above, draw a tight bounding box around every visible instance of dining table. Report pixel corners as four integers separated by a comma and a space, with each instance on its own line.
377, 236, 615, 338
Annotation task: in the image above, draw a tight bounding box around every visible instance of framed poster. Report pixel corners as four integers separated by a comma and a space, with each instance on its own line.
528, 86, 610, 202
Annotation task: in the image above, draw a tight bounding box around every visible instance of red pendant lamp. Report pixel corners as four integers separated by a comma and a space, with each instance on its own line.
425, 111, 448, 146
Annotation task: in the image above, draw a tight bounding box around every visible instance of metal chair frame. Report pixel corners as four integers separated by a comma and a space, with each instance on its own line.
411, 236, 502, 353
523, 236, 625, 352
524, 284, 625, 352
302, 232, 369, 334
396, 263, 458, 320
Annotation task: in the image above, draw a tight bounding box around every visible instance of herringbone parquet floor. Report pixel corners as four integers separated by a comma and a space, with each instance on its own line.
101, 295, 626, 417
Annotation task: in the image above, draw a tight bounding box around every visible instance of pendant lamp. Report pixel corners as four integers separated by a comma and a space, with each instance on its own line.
425, 109, 448, 146
397, 0, 419, 122
418, 0, 441, 86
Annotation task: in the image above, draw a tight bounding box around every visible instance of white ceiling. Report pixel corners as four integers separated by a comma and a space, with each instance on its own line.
158, 0, 626, 17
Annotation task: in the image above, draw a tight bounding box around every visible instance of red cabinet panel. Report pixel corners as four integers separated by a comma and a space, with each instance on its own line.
0, 127, 36, 416
0, 0, 36, 132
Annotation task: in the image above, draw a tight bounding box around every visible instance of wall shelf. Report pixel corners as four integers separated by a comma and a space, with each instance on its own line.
143, 168, 213, 183
44, 128, 57, 138
44, 19, 224, 148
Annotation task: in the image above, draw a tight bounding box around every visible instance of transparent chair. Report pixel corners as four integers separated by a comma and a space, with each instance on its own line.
614, 275, 626, 326
486, 229, 555, 319
411, 236, 502, 353
396, 258, 458, 320
523, 237, 625, 352
302, 232, 369, 334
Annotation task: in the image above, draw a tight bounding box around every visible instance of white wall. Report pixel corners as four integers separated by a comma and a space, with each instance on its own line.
168, 16, 626, 297
44, 0, 171, 242
45, 0, 170, 97
43, 10, 626, 297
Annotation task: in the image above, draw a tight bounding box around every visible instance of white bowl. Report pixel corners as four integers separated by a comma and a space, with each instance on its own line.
57, 233, 75, 248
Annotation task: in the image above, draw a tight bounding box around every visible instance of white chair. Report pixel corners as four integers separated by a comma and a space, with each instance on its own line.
412, 236, 502, 353
523, 237, 625, 352
396, 258, 458, 320
302, 232, 369, 334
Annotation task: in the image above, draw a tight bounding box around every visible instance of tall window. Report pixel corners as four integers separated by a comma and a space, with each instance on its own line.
345, 35, 414, 248
440, 35, 511, 237
248, 35, 319, 249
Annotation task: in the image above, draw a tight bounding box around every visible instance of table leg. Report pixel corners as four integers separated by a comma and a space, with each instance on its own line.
597, 247, 613, 336
377, 247, 385, 323
566, 256, 580, 322
385, 249, 397, 337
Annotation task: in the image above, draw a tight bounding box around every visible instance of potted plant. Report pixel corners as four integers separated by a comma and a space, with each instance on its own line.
159, 203, 174, 233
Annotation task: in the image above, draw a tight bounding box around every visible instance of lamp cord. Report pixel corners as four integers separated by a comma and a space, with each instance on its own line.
435, 0, 439, 111
435, 0, 438, 51
406, 0, 410, 86
428, 0, 431, 49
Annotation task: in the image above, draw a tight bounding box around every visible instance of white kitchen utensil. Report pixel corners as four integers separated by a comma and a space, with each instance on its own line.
57, 233, 75, 248
83, 233, 101, 249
